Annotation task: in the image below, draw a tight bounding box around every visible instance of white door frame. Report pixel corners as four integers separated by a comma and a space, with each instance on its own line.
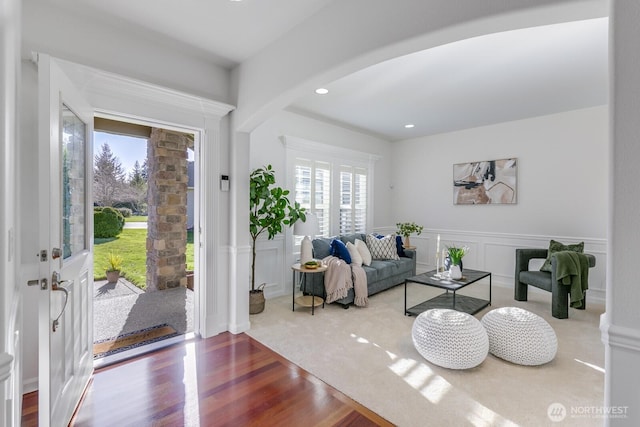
53, 58, 235, 339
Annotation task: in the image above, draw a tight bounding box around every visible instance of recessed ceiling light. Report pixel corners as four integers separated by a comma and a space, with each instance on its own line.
404, 124, 415, 129
315, 88, 329, 95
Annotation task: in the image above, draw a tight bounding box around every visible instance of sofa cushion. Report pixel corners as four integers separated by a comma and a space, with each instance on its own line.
330, 239, 351, 264
520, 271, 552, 292
369, 260, 401, 281
312, 237, 333, 259
340, 233, 366, 245
355, 238, 372, 266
540, 240, 584, 272
366, 234, 400, 260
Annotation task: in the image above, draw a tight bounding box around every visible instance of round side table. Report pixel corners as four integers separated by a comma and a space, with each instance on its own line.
291, 263, 328, 315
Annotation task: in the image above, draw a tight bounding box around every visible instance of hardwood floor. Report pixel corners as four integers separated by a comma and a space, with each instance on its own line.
22, 332, 392, 426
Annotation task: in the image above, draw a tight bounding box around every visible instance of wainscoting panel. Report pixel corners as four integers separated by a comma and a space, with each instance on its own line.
254, 235, 289, 298
376, 228, 607, 303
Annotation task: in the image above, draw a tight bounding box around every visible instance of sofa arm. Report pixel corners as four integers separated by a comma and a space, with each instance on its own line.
403, 249, 417, 275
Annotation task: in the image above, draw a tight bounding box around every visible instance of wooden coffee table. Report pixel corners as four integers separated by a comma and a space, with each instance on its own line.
404, 269, 491, 316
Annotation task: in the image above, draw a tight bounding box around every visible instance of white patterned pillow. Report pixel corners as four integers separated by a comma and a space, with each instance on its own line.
355, 238, 372, 266
366, 234, 400, 260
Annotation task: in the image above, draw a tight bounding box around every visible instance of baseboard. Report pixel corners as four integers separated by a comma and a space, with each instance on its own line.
22, 377, 38, 394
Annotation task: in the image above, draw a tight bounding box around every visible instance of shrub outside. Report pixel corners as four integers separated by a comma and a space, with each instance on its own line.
94, 207, 125, 238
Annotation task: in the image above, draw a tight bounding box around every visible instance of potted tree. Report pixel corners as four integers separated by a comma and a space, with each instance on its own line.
250, 165, 305, 314
396, 222, 424, 248
105, 252, 123, 283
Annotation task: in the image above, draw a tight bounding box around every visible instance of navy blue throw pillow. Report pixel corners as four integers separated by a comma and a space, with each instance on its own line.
330, 239, 352, 264
396, 235, 406, 257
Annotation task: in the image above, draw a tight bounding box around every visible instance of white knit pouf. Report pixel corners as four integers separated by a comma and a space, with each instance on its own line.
481, 307, 557, 366
412, 309, 489, 369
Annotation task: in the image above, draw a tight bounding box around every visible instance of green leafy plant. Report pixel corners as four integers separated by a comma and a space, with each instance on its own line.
447, 245, 469, 266
105, 251, 123, 272
250, 165, 305, 291
396, 222, 424, 238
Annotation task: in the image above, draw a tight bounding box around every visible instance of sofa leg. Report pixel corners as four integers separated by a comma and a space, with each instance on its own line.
341, 303, 350, 310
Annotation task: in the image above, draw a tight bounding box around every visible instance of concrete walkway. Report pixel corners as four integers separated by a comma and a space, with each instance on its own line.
94, 278, 193, 343
123, 221, 147, 229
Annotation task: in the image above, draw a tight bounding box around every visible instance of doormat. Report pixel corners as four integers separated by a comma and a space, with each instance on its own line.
93, 324, 179, 359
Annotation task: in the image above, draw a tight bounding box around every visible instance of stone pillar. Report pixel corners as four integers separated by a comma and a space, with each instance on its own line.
146, 128, 189, 291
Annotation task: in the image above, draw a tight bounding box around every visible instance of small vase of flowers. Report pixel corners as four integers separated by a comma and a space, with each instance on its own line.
446, 245, 469, 279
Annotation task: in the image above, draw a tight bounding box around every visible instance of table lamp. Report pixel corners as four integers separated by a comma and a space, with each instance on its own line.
293, 213, 319, 264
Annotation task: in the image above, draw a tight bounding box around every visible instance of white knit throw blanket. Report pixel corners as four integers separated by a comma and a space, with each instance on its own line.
322, 256, 368, 307
351, 264, 369, 307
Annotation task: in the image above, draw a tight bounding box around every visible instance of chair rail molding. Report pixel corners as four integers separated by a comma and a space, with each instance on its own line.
601, 317, 640, 353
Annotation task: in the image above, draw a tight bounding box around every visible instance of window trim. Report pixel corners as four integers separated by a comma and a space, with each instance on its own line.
282, 135, 380, 237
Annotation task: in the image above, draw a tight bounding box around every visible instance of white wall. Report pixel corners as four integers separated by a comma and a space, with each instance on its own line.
22, 0, 230, 103
1, 0, 22, 423
249, 110, 393, 298
603, 1, 640, 422
391, 106, 608, 297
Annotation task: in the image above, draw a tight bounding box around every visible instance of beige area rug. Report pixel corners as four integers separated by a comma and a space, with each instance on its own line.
246, 281, 605, 426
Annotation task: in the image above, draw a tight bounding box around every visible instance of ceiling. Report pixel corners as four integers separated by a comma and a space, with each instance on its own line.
54, 1, 609, 141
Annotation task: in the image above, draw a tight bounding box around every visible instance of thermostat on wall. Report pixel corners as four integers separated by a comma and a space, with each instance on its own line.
221, 175, 229, 191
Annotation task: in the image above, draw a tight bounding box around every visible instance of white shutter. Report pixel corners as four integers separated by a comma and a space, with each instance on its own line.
294, 159, 331, 237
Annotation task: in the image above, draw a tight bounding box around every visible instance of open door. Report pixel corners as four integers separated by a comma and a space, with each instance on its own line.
37, 54, 94, 426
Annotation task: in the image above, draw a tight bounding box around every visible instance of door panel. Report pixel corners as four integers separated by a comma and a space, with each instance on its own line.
38, 54, 94, 427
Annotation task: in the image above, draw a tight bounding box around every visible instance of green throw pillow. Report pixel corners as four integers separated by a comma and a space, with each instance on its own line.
540, 239, 584, 272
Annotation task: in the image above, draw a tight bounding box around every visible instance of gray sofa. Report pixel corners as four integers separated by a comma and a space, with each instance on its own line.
301, 233, 416, 308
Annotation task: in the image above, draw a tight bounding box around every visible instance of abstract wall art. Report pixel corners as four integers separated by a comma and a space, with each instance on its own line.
453, 158, 517, 205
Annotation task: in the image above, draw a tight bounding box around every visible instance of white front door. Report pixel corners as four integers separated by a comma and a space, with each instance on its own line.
38, 54, 94, 427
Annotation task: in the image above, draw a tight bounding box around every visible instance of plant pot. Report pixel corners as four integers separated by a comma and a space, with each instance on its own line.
186, 270, 194, 290
106, 270, 120, 283
443, 256, 462, 272
249, 288, 265, 314
449, 264, 463, 280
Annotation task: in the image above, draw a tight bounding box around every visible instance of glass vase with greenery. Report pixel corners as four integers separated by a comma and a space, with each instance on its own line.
396, 222, 424, 247
446, 245, 469, 266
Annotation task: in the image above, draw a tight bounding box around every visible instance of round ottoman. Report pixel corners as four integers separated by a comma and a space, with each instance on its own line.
481, 307, 557, 366
412, 309, 488, 369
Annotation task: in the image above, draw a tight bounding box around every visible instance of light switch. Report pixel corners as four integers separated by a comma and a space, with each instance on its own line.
221, 175, 229, 191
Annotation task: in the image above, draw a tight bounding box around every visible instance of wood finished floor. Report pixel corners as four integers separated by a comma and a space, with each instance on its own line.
22, 332, 392, 426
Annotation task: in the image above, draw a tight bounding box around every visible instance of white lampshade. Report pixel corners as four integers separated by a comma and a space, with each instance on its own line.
293, 213, 318, 237
294, 213, 319, 264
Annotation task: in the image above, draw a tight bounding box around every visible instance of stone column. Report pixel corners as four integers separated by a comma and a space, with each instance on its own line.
146, 128, 189, 291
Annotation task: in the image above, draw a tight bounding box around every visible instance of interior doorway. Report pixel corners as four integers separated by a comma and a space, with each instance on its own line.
92, 117, 197, 365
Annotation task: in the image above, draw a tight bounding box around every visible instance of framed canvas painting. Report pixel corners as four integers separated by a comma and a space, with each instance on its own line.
453, 158, 517, 205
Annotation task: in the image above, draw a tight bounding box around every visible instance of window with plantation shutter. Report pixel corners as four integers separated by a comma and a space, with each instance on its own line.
294, 159, 331, 239
339, 166, 367, 234
284, 135, 378, 239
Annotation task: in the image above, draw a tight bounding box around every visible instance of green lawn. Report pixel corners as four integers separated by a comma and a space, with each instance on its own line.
125, 215, 148, 222
94, 229, 194, 290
